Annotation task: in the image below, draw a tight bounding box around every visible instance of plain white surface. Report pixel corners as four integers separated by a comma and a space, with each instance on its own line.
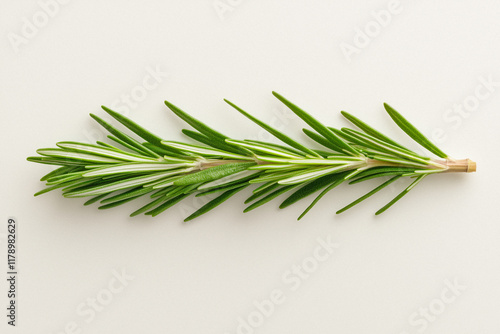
1, 0, 500, 333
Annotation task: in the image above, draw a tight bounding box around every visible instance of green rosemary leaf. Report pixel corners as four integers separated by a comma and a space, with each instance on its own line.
34, 182, 70, 196
34, 178, 101, 197
337, 176, 402, 214
56, 142, 157, 162
251, 156, 301, 164
341, 128, 432, 166
278, 165, 352, 185
84, 193, 109, 206
280, 171, 350, 209
245, 183, 279, 203
330, 127, 370, 147
164, 100, 228, 140
196, 181, 251, 197
96, 141, 120, 150
244, 140, 308, 157
99, 140, 161, 162
302, 128, 343, 153
130, 195, 169, 217
198, 170, 260, 191
61, 178, 107, 193
184, 184, 249, 221
343, 168, 365, 180
252, 181, 277, 194
412, 168, 446, 175
348, 166, 415, 178
340, 111, 411, 151
46, 171, 87, 185
226, 139, 301, 159
36, 149, 124, 164
349, 171, 408, 184
349, 168, 415, 184
145, 193, 192, 217
244, 185, 296, 213
174, 162, 255, 186
161, 141, 252, 160
106, 135, 157, 158
297, 176, 346, 220
150, 175, 185, 189
82, 163, 195, 177
384, 103, 448, 158
224, 99, 321, 157
272, 92, 360, 156
98, 195, 142, 210
142, 142, 187, 158
90, 113, 161, 158
375, 174, 427, 215
150, 186, 173, 198
282, 158, 363, 165
314, 149, 335, 157
363, 154, 429, 168
40, 166, 81, 181
181, 129, 244, 154
248, 163, 298, 171
101, 106, 168, 149
249, 167, 309, 184
349, 166, 415, 178
64, 171, 174, 197
163, 184, 199, 198
100, 186, 153, 204
27, 157, 68, 167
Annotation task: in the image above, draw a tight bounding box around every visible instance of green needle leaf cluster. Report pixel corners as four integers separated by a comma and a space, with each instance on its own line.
28, 92, 476, 221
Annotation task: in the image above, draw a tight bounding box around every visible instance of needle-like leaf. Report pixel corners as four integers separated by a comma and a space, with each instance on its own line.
375, 174, 427, 215
337, 176, 402, 214
384, 103, 448, 158
273, 92, 360, 156
174, 162, 255, 186
84, 193, 109, 206
302, 128, 343, 153
244, 185, 297, 213
280, 171, 350, 209
101, 106, 169, 149
184, 184, 249, 221
100, 186, 153, 204
224, 99, 321, 157
297, 176, 346, 220
90, 113, 161, 158
146, 193, 192, 217
181, 129, 245, 154
245, 183, 279, 204
340, 111, 411, 151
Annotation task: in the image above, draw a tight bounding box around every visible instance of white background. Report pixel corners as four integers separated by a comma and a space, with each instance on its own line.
1, 1, 500, 333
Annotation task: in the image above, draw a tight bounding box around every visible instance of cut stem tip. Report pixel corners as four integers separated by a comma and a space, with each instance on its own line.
440, 158, 477, 173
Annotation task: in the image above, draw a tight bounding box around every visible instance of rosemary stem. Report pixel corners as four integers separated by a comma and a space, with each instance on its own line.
436, 158, 477, 173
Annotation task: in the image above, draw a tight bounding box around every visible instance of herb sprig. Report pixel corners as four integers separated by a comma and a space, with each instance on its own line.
28, 92, 476, 221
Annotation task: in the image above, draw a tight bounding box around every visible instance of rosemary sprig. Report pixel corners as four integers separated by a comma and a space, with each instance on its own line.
28, 93, 476, 221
